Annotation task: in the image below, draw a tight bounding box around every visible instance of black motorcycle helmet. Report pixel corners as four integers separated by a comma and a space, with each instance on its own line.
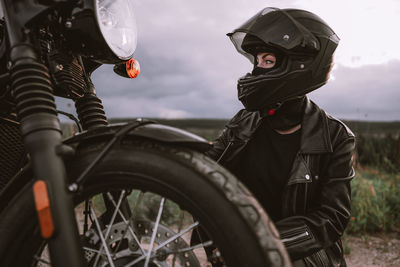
228, 7, 339, 111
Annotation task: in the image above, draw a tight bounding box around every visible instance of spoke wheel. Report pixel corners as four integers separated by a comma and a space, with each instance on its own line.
77, 190, 205, 267
0, 140, 290, 267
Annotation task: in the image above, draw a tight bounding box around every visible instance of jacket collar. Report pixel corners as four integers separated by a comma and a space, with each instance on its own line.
299, 97, 333, 154
226, 97, 333, 154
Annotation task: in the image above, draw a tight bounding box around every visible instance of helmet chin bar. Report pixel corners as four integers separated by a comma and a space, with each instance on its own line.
262, 96, 303, 117
263, 96, 307, 130
267, 102, 282, 115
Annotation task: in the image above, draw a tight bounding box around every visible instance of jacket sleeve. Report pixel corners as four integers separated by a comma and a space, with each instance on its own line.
205, 109, 247, 161
205, 127, 231, 161
275, 133, 356, 260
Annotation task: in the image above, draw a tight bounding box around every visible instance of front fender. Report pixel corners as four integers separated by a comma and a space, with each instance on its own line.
0, 121, 212, 212
64, 121, 212, 152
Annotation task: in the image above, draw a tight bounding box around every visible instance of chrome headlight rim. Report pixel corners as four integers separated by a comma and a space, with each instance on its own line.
93, 0, 137, 60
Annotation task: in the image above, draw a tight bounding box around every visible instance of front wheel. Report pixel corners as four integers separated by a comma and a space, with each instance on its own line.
0, 140, 290, 267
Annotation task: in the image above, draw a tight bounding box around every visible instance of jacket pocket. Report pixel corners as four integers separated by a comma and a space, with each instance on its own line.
280, 226, 312, 247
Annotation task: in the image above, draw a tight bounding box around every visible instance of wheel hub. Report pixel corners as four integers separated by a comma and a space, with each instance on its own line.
84, 219, 201, 267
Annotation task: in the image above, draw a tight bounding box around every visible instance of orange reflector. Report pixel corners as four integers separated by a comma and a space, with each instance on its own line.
126, 58, 140, 78
33, 180, 54, 239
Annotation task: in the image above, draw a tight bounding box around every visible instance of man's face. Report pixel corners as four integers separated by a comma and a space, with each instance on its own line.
255, 52, 277, 69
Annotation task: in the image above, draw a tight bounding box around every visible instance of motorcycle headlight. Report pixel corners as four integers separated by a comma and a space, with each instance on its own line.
94, 0, 137, 60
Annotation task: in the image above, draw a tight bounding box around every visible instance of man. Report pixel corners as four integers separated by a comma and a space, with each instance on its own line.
207, 7, 356, 266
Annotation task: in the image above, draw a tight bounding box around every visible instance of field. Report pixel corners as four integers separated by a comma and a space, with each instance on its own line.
62, 118, 400, 265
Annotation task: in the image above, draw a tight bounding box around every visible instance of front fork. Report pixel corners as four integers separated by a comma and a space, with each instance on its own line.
2, 1, 85, 267
11, 52, 86, 267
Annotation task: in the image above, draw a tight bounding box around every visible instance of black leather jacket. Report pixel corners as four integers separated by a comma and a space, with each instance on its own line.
207, 98, 355, 266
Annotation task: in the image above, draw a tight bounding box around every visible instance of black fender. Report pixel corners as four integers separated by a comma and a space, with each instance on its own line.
0, 121, 212, 211
63, 121, 212, 152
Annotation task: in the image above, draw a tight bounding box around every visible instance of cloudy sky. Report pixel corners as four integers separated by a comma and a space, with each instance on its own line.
69, 0, 400, 121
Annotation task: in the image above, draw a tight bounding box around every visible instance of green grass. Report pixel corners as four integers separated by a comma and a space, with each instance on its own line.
346, 167, 400, 233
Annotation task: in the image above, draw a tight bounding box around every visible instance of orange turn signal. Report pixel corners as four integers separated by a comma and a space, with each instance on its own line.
33, 180, 54, 239
126, 58, 140, 78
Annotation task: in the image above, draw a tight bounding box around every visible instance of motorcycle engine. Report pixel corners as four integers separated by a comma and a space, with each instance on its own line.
37, 27, 87, 100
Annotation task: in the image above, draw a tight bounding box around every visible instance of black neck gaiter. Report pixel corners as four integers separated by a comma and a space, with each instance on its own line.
260, 96, 306, 131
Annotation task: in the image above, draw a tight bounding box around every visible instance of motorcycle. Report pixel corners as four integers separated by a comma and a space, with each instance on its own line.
0, 0, 290, 266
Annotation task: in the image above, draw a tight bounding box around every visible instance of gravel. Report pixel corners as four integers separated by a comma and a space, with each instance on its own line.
343, 233, 400, 267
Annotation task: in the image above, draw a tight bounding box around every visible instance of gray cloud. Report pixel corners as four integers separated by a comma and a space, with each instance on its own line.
84, 1, 400, 121
309, 61, 400, 121
91, 0, 288, 118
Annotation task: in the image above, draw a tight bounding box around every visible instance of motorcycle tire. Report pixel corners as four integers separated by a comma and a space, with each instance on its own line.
0, 139, 290, 267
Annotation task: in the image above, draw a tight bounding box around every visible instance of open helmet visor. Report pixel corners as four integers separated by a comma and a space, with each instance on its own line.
227, 7, 321, 64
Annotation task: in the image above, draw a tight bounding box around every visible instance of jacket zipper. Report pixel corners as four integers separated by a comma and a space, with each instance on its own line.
281, 230, 311, 246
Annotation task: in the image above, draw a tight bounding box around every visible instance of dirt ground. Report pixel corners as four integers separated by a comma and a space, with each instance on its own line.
343, 233, 400, 267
